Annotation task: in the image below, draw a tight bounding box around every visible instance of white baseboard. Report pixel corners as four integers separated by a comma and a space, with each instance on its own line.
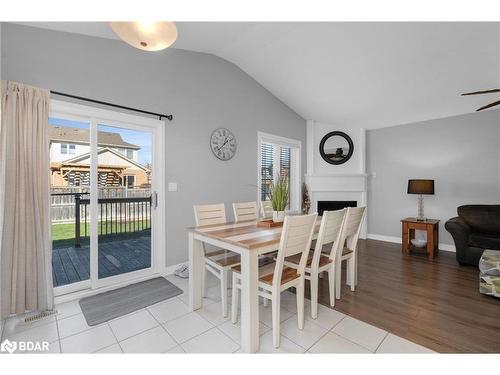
366, 234, 401, 244
367, 233, 455, 252
164, 262, 188, 276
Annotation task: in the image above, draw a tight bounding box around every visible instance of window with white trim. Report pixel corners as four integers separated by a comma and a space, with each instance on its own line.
258, 132, 301, 212
60, 143, 76, 155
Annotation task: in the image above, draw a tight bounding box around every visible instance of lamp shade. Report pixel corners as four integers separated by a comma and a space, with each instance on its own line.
407, 179, 434, 195
110, 22, 178, 51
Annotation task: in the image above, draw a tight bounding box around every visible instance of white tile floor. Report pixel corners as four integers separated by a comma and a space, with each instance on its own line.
0, 274, 435, 354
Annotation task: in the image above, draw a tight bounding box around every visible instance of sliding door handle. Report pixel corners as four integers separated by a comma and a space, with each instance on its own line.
152, 191, 158, 209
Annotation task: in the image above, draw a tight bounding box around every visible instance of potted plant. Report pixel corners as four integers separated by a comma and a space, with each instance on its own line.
268, 175, 289, 222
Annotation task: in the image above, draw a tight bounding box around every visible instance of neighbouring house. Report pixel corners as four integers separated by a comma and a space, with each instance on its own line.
49, 125, 150, 187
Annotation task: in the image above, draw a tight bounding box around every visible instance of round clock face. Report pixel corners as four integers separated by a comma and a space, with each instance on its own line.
210, 128, 237, 161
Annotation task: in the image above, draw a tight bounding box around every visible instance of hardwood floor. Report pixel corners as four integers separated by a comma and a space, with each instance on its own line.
313, 239, 500, 353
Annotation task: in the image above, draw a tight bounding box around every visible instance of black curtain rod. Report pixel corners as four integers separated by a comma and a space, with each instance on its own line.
50, 91, 173, 121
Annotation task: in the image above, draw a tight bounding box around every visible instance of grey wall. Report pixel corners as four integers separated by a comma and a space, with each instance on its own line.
0, 23, 2, 80
367, 109, 500, 246
1, 23, 306, 266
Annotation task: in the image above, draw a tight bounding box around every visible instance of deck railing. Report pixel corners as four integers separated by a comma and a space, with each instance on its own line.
50, 187, 151, 223
51, 192, 152, 248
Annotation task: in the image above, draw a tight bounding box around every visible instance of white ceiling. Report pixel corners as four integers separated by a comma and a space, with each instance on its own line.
14, 22, 500, 128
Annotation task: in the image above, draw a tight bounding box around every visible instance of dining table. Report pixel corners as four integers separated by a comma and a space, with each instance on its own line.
188, 218, 321, 353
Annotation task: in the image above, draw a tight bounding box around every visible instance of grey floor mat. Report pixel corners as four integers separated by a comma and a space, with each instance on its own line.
79, 277, 183, 326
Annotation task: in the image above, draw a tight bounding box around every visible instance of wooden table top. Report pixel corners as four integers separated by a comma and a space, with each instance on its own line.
401, 217, 440, 225
188, 219, 321, 250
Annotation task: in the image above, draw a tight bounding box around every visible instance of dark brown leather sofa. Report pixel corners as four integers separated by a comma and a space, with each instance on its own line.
445, 205, 500, 266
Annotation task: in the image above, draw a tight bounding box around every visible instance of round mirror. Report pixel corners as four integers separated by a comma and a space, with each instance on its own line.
319, 131, 354, 165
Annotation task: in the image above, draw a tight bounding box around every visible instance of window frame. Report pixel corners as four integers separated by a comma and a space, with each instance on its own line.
257, 132, 301, 213
124, 175, 136, 188
60, 142, 76, 155
126, 149, 134, 160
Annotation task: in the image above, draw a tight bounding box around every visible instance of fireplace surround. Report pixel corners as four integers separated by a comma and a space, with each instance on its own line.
317, 200, 357, 216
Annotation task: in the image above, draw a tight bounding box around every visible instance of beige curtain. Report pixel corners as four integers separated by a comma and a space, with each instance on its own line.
0, 81, 53, 319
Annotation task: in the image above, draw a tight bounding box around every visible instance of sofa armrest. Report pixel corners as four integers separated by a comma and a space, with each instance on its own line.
445, 217, 471, 261
445, 217, 470, 235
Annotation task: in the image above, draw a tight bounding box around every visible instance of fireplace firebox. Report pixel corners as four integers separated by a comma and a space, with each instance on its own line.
317, 200, 357, 216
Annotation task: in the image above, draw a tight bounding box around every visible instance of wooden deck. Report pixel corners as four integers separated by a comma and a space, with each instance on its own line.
52, 233, 151, 287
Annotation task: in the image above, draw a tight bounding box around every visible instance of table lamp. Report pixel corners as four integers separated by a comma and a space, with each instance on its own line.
407, 179, 434, 221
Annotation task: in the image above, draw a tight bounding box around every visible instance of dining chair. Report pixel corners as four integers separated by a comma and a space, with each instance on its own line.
193, 203, 240, 317
231, 213, 318, 348
260, 200, 273, 219
233, 201, 258, 222
234, 201, 275, 307
283, 209, 346, 319
334, 206, 366, 299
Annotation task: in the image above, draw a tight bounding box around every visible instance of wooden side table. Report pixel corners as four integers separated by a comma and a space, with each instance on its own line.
401, 217, 440, 258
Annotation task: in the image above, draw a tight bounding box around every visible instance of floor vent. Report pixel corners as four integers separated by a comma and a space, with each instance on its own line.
24, 310, 58, 323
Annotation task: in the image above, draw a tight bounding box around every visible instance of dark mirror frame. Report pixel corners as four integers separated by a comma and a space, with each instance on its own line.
319, 131, 354, 165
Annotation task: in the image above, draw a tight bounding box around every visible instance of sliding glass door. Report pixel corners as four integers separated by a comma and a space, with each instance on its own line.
94, 122, 156, 288
49, 116, 92, 290
50, 100, 165, 296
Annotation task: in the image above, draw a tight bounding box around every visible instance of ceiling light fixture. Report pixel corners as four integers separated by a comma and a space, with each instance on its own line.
109, 22, 178, 51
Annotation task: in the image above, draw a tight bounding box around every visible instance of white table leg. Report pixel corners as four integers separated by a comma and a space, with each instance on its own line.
240, 250, 259, 353
189, 232, 203, 311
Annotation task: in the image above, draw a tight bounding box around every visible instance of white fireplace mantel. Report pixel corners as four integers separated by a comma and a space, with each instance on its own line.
305, 120, 368, 237
305, 173, 368, 192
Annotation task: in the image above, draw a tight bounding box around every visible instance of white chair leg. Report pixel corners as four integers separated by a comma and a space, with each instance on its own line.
221, 268, 228, 317
263, 296, 269, 307
202, 262, 207, 297
297, 280, 305, 330
272, 292, 281, 348
354, 253, 358, 286
310, 272, 319, 319
348, 258, 355, 292
231, 273, 239, 324
328, 268, 335, 307
346, 260, 352, 286
335, 260, 342, 299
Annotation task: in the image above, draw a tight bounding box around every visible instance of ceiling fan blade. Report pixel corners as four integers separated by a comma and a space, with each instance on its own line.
462, 88, 500, 96
476, 100, 500, 111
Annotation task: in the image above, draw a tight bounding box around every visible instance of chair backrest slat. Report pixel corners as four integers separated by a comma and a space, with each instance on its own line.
311, 209, 347, 268
193, 204, 226, 227
233, 201, 258, 223
273, 213, 318, 288
260, 200, 273, 219
339, 206, 366, 256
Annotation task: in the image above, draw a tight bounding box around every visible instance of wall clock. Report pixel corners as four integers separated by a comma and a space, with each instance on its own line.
210, 128, 237, 161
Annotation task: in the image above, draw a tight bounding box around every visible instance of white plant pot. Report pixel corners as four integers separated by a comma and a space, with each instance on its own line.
273, 211, 285, 223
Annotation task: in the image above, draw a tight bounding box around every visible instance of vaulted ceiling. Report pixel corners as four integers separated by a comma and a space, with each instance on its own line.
14, 22, 500, 128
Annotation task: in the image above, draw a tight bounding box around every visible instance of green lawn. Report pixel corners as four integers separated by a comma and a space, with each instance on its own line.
52, 219, 150, 241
